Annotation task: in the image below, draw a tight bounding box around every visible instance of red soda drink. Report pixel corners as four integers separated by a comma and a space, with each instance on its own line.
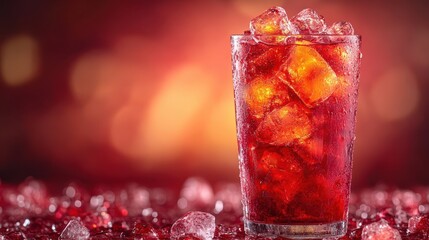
231, 7, 361, 238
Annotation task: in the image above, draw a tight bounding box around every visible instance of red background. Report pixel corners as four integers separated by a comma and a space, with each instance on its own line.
0, 0, 428, 188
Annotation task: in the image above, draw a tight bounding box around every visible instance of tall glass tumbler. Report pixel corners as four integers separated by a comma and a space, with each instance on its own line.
231, 34, 361, 239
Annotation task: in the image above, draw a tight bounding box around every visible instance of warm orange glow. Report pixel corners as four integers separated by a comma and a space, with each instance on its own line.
370, 66, 420, 122
202, 93, 238, 169
110, 103, 144, 163
1, 35, 39, 86
0, 1, 427, 186
137, 64, 214, 161
278, 45, 338, 107
70, 51, 110, 102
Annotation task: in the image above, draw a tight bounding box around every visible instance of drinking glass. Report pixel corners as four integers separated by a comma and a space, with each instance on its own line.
231, 34, 361, 238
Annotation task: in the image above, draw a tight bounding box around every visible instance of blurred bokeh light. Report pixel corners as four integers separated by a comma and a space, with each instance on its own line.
0, 0, 428, 188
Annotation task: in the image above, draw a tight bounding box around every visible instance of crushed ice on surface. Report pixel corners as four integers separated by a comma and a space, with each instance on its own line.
361, 219, 402, 240
1, 180, 429, 238
170, 211, 216, 240
408, 215, 429, 234
59, 219, 90, 240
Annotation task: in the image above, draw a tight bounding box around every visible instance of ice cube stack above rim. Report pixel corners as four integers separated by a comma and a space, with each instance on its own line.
248, 6, 355, 38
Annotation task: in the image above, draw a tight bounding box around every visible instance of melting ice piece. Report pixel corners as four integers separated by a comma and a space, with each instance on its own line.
291, 8, 327, 34
59, 219, 90, 240
244, 76, 291, 118
361, 219, 402, 240
277, 45, 338, 107
408, 215, 429, 234
256, 103, 311, 145
328, 21, 354, 35
249, 6, 297, 44
170, 211, 216, 240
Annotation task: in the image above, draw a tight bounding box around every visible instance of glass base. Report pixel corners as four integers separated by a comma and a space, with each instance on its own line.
244, 220, 347, 239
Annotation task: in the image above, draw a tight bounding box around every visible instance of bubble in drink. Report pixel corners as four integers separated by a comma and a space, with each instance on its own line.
328, 21, 354, 35
244, 76, 291, 118
291, 8, 327, 34
256, 103, 311, 145
277, 45, 338, 107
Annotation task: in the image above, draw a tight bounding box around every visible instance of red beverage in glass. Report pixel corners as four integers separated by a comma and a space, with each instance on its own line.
231, 7, 361, 239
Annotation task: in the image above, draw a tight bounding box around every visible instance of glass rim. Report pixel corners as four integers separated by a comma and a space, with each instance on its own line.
231, 34, 361, 38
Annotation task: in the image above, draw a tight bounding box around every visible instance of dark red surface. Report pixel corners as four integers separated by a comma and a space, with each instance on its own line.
1, 179, 429, 239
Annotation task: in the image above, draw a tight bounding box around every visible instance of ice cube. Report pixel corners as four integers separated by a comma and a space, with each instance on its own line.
179, 177, 214, 210
59, 219, 90, 240
249, 46, 289, 76
250, 6, 295, 35
244, 76, 291, 118
259, 148, 303, 174
361, 219, 402, 240
328, 21, 354, 35
277, 45, 338, 107
170, 211, 216, 240
256, 103, 311, 145
258, 148, 303, 204
293, 136, 324, 166
291, 8, 327, 34
315, 42, 360, 78
408, 215, 429, 234
250, 7, 297, 44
